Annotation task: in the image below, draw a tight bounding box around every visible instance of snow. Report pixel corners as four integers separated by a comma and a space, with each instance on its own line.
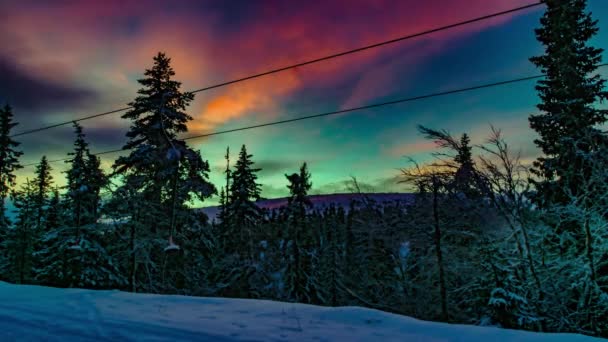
164, 236, 181, 252
163, 243, 180, 252
96, 216, 131, 225
0, 282, 602, 342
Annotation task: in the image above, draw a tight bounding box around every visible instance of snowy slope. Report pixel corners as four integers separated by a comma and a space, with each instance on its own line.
0, 282, 602, 342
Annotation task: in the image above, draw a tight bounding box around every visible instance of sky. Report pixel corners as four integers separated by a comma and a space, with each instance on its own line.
1, 0, 608, 206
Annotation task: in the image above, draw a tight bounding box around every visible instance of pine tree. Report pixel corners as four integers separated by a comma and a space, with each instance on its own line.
453, 133, 481, 197
110, 52, 215, 293
45, 188, 63, 232
37, 125, 123, 289
4, 180, 37, 284
0, 104, 22, 279
34, 188, 65, 286
217, 147, 231, 229
33, 156, 53, 233
214, 145, 263, 298
217, 187, 227, 225
29, 156, 53, 283
284, 163, 313, 303
86, 151, 105, 221
529, 0, 608, 207
113, 51, 215, 222
417, 126, 487, 198
0, 104, 22, 225
528, 2, 608, 333
225, 145, 263, 262
65, 122, 93, 228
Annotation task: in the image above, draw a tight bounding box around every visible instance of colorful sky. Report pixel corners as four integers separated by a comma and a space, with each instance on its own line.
1, 0, 608, 206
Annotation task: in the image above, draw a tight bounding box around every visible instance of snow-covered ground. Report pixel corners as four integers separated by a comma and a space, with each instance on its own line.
0, 282, 602, 342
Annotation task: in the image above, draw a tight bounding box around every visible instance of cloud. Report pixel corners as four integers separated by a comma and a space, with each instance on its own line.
0, 57, 97, 111
212, 158, 304, 177
260, 183, 289, 199
190, 72, 301, 132
3, 0, 544, 193
256, 159, 301, 175
383, 140, 439, 158
1, 0, 539, 132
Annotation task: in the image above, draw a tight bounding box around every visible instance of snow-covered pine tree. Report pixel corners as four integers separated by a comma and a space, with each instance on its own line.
102, 184, 155, 293
86, 150, 105, 220
37, 123, 124, 289
528, 1, 608, 335
34, 188, 65, 286
45, 188, 64, 232
225, 145, 263, 262
529, 0, 608, 208
66, 122, 94, 227
32, 156, 53, 233
3, 180, 37, 284
0, 104, 22, 224
215, 144, 263, 298
27, 156, 54, 283
0, 104, 23, 279
110, 52, 215, 293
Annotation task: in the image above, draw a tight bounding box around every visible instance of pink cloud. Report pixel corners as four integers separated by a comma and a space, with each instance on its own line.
1, 0, 541, 133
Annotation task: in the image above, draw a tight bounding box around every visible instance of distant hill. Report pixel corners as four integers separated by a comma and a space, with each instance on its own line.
198, 193, 414, 221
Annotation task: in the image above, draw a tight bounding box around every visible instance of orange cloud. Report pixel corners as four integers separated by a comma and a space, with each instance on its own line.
2, 0, 540, 135
189, 71, 302, 133
384, 141, 440, 158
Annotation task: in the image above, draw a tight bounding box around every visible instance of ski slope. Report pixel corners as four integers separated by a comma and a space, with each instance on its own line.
0, 282, 602, 342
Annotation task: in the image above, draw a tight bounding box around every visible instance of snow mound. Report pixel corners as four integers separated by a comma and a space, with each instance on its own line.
0, 282, 601, 342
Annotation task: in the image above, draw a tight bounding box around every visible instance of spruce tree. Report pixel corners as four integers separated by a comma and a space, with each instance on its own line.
45, 188, 63, 232
217, 147, 231, 229
529, 0, 608, 206
4, 180, 37, 284
110, 52, 215, 292
65, 122, 92, 228
284, 163, 313, 303
35, 188, 65, 286
38, 126, 123, 289
63, 123, 105, 227
215, 145, 263, 298
217, 187, 228, 226
33, 156, 53, 233
0, 104, 22, 278
0, 104, 22, 225
113, 52, 215, 223
417, 126, 487, 198
225, 145, 263, 262
529, 3, 608, 330
86, 153, 105, 220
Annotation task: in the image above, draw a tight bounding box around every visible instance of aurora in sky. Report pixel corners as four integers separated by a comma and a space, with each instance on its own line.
2, 0, 608, 206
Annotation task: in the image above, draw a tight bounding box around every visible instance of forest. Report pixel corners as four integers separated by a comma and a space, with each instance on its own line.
1, 0, 607, 338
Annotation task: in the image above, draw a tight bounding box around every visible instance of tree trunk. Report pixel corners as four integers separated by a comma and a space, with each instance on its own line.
129, 208, 139, 293
432, 176, 448, 322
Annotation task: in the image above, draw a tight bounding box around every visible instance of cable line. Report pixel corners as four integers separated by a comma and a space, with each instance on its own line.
10, 2, 543, 138
25, 65, 599, 168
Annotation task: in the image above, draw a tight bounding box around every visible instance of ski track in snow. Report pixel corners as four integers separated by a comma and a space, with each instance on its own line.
0, 282, 604, 342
